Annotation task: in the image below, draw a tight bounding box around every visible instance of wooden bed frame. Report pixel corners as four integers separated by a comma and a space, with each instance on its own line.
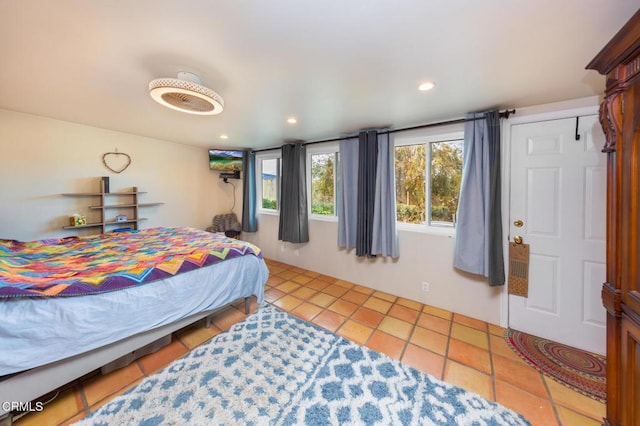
0, 297, 251, 424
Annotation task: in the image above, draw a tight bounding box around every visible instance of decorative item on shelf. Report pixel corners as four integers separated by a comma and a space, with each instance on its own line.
112, 228, 134, 233
70, 214, 87, 227
115, 214, 128, 222
101, 176, 110, 193
102, 148, 131, 174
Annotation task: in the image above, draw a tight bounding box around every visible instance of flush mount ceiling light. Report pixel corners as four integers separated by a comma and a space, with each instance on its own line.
287, 117, 297, 124
149, 72, 224, 115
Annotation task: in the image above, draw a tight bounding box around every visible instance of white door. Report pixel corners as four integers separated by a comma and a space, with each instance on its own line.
508, 115, 606, 355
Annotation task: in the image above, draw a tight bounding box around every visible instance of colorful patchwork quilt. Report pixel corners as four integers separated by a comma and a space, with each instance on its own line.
0, 227, 262, 298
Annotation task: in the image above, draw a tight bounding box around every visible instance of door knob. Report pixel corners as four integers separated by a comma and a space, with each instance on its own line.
514, 220, 524, 227
513, 236, 523, 244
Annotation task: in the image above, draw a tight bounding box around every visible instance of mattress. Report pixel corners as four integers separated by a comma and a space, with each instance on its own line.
0, 254, 269, 376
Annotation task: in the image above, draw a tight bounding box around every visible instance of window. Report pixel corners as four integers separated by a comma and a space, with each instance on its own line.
395, 144, 426, 224
256, 153, 280, 213
394, 132, 464, 230
429, 140, 463, 225
307, 143, 339, 219
310, 153, 337, 215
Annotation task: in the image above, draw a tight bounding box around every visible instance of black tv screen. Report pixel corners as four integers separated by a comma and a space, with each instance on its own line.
208, 150, 244, 171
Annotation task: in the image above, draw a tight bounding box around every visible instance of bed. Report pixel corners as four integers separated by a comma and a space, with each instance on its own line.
0, 226, 269, 419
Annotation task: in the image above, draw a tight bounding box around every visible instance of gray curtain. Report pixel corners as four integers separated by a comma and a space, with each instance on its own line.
356, 130, 378, 257
278, 143, 309, 243
371, 132, 399, 258
486, 112, 504, 285
338, 137, 358, 248
453, 110, 505, 286
241, 151, 257, 232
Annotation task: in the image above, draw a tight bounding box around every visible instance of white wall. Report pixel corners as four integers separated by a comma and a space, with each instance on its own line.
246, 215, 502, 323
0, 109, 241, 241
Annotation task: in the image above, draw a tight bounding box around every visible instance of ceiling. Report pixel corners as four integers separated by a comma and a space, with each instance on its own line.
0, 1, 637, 150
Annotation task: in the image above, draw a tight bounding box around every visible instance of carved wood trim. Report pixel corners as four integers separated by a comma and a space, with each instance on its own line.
600, 91, 624, 153
626, 56, 640, 80
602, 282, 622, 316
599, 103, 614, 152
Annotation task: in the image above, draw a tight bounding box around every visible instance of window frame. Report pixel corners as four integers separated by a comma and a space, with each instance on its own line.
256, 151, 281, 215
394, 131, 464, 235
306, 142, 339, 222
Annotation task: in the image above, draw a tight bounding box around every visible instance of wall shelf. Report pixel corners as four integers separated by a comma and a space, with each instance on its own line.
89, 203, 163, 210
62, 183, 161, 234
62, 192, 147, 196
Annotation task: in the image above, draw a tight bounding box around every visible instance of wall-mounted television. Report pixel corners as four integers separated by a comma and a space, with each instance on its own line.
208, 149, 244, 171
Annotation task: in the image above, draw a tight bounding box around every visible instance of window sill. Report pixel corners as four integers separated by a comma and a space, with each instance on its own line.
310, 214, 338, 223
258, 210, 279, 216
396, 222, 456, 237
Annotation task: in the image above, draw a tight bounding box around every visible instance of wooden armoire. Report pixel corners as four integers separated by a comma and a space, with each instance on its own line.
586, 9, 640, 426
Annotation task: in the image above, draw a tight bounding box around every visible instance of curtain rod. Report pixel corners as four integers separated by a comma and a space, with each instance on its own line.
251, 108, 516, 153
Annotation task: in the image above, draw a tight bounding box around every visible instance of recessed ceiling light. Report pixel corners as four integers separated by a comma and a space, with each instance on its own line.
287, 117, 297, 124
220, 134, 228, 140
418, 81, 436, 91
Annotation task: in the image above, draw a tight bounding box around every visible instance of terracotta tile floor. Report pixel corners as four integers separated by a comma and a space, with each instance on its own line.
13, 259, 606, 426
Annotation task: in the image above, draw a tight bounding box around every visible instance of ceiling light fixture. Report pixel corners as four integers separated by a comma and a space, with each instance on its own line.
418, 81, 436, 91
287, 117, 297, 124
220, 134, 228, 140
149, 72, 224, 115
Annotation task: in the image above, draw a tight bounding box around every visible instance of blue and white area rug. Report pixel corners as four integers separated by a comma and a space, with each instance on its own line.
75, 306, 529, 425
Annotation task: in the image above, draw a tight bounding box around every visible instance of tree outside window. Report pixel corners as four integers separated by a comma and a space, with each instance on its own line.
430, 141, 463, 225
395, 145, 426, 224
395, 139, 463, 227
311, 153, 336, 216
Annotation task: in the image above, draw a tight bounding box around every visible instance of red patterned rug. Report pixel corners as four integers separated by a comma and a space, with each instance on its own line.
505, 329, 606, 402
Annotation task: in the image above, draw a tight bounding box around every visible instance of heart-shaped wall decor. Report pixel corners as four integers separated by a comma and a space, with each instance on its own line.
102, 151, 131, 174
